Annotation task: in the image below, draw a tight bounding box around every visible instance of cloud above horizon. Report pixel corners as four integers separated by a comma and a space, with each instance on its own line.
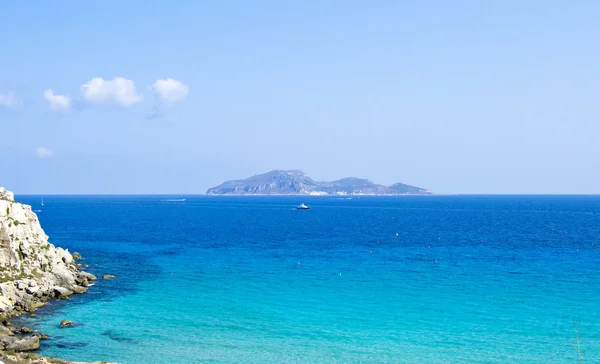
35, 147, 53, 159
81, 77, 142, 106
152, 78, 189, 104
44, 89, 71, 111
0, 92, 21, 108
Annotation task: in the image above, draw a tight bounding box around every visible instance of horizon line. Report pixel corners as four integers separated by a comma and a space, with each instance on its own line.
12, 193, 600, 196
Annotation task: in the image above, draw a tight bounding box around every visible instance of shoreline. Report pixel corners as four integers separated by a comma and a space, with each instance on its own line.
0, 189, 114, 363
0, 255, 114, 364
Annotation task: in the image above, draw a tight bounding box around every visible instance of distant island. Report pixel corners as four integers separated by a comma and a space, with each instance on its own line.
206, 170, 431, 196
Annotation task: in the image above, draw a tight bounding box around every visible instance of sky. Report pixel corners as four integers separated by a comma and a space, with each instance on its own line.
0, 1, 599, 194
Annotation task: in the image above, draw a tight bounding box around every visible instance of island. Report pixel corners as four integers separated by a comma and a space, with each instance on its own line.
206, 170, 431, 196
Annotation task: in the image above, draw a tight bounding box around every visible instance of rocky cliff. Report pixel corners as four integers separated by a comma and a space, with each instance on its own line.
0, 188, 93, 317
0, 188, 113, 363
0, 187, 96, 357
206, 170, 431, 195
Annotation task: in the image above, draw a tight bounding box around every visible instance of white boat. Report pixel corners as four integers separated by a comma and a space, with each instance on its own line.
297, 203, 310, 210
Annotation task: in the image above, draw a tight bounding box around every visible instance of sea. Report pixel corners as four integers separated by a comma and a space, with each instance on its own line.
12, 195, 600, 363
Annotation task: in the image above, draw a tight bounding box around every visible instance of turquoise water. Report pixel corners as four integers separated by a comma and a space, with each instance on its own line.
13, 196, 600, 363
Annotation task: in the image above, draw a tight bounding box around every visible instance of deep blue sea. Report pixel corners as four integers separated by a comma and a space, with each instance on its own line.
12, 195, 600, 363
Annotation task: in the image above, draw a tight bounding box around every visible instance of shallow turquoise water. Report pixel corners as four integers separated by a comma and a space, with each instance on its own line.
14, 196, 600, 363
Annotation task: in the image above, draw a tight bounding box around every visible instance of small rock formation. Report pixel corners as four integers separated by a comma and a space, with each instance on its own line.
78, 272, 96, 281
72, 252, 82, 261
19, 327, 33, 334
53, 287, 74, 299
102, 274, 115, 280
59, 320, 72, 328
33, 332, 48, 340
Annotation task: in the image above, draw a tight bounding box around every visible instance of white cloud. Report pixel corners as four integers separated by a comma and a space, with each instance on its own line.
44, 89, 71, 111
0, 92, 20, 108
81, 77, 142, 106
35, 147, 53, 159
152, 78, 189, 104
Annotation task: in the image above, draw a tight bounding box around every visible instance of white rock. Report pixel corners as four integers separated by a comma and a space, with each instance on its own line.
53, 286, 74, 297
0, 187, 14, 201
0, 296, 12, 313
0, 187, 86, 313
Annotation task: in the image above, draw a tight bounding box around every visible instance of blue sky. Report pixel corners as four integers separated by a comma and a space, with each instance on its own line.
0, 1, 598, 194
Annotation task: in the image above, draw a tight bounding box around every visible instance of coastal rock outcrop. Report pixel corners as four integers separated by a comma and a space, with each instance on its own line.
0, 325, 13, 337
0, 187, 89, 318
5, 336, 40, 351
0, 187, 115, 363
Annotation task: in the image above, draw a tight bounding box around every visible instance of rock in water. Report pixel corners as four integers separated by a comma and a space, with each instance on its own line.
60, 320, 72, 328
19, 327, 33, 334
56, 341, 89, 349
76, 271, 97, 287
72, 251, 82, 260
103, 274, 116, 279
5, 335, 40, 351
79, 271, 97, 281
53, 286, 74, 299
70, 285, 88, 294
33, 332, 49, 340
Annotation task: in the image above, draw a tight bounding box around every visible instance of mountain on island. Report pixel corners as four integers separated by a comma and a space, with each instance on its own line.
206, 170, 431, 196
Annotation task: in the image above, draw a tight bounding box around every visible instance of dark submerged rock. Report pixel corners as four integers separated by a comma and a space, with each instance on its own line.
56, 341, 89, 349
59, 320, 72, 328
101, 330, 137, 344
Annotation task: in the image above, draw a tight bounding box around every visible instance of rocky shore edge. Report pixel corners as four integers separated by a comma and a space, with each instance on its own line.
0, 188, 115, 364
